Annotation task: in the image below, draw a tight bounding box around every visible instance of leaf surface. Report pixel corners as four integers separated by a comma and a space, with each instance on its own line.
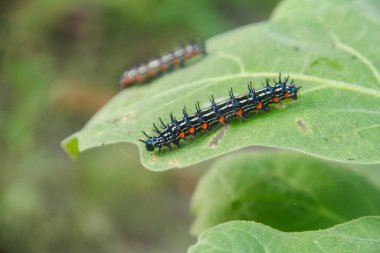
188, 216, 380, 253
191, 152, 380, 235
62, 0, 380, 170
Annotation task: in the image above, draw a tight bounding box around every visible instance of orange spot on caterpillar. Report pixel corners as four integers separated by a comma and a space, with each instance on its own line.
256, 102, 263, 110
184, 53, 192, 60
147, 69, 156, 77
135, 75, 145, 82
173, 58, 181, 65
273, 96, 279, 103
218, 115, 225, 124
120, 77, 134, 87
188, 126, 195, 134
236, 108, 243, 117
160, 64, 169, 72
284, 92, 289, 99
201, 122, 208, 130
179, 131, 185, 139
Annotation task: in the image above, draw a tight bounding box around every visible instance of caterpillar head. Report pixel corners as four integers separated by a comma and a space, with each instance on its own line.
191, 40, 206, 56
145, 138, 155, 151
286, 80, 302, 99
140, 132, 157, 151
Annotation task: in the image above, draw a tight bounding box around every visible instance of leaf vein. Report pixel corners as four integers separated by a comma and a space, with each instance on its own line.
329, 30, 380, 87
217, 51, 246, 74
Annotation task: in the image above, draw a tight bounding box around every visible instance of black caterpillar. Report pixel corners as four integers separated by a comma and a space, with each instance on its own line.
139, 74, 301, 152
119, 41, 206, 89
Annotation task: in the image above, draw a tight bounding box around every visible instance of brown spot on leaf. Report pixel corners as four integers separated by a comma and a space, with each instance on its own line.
208, 125, 230, 148
150, 154, 157, 162
297, 118, 307, 132
169, 159, 180, 167
123, 111, 134, 121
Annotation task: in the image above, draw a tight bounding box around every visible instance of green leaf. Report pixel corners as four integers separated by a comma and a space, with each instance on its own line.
188, 216, 380, 253
191, 152, 380, 235
62, 0, 380, 170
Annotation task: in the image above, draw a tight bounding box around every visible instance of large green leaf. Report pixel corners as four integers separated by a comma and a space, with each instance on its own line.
62, 0, 380, 170
191, 152, 380, 235
188, 216, 380, 253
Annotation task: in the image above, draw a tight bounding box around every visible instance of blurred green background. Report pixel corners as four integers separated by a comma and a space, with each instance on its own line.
0, 0, 278, 252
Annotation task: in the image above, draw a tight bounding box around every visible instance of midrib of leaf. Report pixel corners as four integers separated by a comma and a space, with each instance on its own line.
86, 71, 380, 128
